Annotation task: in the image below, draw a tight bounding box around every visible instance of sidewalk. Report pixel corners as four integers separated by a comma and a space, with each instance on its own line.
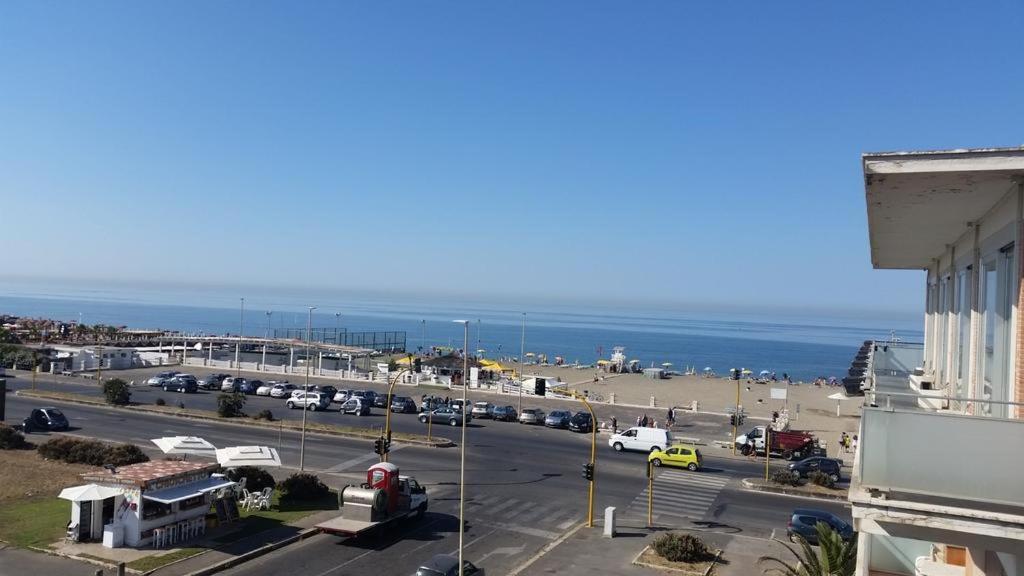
516, 520, 791, 576
148, 510, 336, 576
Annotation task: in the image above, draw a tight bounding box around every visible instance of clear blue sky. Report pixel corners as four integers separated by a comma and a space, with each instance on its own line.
2, 1, 1022, 314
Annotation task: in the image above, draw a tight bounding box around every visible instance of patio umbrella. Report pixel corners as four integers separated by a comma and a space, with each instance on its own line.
828, 392, 849, 416
152, 436, 217, 459
59, 484, 122, 502
216, 446, 282, 468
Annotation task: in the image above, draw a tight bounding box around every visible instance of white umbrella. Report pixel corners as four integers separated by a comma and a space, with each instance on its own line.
59, 484, 122, 502
703, 367, 712, 371
216, 446, 281, 468
152, 436, 217, 458
828, 392, 849, 416
661, 362, 673, 367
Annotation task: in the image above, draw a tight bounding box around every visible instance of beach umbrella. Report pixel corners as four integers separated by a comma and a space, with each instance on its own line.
525, 352, 535, 357
216, 446, 281, 468
152, 436, 217, 459
661, 362, 673, 367
741, 369, 753, 375
759, 370, 771, 376
703, 367, 712, 372
828, 392, 849, 417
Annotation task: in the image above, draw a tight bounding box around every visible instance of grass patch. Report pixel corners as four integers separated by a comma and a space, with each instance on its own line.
125, 547, 205, 572
0, 497, 70, 548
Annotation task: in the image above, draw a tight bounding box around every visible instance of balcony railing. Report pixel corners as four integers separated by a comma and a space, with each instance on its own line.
858, 406, 1024, 509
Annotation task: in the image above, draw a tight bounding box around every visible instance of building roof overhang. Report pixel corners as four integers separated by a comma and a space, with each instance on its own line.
864, 146, 1024, 269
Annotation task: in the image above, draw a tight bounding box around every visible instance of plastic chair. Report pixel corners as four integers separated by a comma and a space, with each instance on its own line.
165, 523, 177, 546
153, 527, 166, 548
257, 487, 273, 510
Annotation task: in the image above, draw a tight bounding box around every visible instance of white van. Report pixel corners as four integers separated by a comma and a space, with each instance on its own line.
608, 427, 673, 453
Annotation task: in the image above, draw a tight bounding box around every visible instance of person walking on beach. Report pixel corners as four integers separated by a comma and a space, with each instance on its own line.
840, 432, 849, 454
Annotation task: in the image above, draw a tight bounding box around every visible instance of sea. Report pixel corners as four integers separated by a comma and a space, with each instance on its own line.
0, 280, 922, 382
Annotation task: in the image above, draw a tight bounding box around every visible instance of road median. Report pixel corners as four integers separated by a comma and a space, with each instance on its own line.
14, 389, 454, 448
740, 477, 849, 501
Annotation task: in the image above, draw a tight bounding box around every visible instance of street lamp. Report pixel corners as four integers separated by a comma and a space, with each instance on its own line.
335, 313, 341, 344
453, 319, 470, 576
236, 297, 245, 377
519, 313, 526, 414
299, 306, 316, 470
265, 311, 272, 339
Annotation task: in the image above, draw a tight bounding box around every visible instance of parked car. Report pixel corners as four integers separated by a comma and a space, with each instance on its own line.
420, 395, 445, 413
518, 408, 545, 425
221, 377, 246, 393
333, 389, 353, 403
372, 392, 389, 408
788, 457, 843, 483
239, 379, 262, 395
415, 554, 484, 576
255, 381, 275, 396
419, 407, 471, 427
269, 382, 297, 398
22, 407, 69, 432
198, 373, 229, 390
787, 509, 854, 544
544, 410, 572, 428
316, 385, 338, 399
338, 397, 371, 416
648, 444, 703, 471
568, 411, 593, 433
450, 398, 468, 413
491, 405, 518, 422
391, 396, 418, 413
286, 392, 331, 411
470, 402, 494, 419
608, 427, 674, 453
147, 371, 180, 386
163, 375, 198, 393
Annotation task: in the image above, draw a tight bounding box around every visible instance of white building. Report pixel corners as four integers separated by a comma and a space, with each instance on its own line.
852, 147, 1024, 575
51, 345, 139, 371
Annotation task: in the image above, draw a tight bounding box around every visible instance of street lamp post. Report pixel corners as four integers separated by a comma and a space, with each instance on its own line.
382, 354, 413, 463
235, 297, 245, 377
335, 313, 341, 344
299, 306, 316, 470
518, 312, 526, 414
453, 319, 470, 576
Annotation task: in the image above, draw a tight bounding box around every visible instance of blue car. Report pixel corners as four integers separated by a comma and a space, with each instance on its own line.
238, 379, 262, 395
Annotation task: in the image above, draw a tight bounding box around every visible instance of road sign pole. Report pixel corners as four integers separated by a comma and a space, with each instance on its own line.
764, 427, 771, 480
647, 460, 653, 528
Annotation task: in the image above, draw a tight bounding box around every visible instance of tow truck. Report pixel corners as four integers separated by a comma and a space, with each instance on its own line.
316, 462, 428, 537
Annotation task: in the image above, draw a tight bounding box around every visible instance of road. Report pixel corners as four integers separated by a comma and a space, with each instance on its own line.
2, 370, 851, 575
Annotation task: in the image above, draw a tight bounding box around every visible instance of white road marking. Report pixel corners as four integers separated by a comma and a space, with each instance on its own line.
486, 521, 560, 540
556, 517, 579, 530
324, 447, 405, 473
476, 543, 526, 563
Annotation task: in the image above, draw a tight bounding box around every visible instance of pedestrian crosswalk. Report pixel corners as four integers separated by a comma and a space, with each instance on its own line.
620, 469, 730, 526
463, 494, 582, 539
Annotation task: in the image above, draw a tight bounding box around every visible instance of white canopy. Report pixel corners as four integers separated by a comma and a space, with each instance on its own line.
152, 436, 217, 457
828, 392, 850, 401
59, 484, 122, 502
215, 446, 281, 468
143, 477, 235, 504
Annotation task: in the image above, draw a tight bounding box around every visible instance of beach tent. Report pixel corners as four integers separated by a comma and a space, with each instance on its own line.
152, 436, 217, 459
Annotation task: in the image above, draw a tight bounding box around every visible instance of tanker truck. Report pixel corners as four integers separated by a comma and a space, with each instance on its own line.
317, 462, 428, 537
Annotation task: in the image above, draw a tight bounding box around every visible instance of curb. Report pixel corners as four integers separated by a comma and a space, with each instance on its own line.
14, 390, 454, 448
183, 527, 322, 576
740, 478, 849, 501
27, 544, 144, 575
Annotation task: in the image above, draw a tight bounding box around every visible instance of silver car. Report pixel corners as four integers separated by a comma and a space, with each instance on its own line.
470, 402, 494, 419
519, 408, 545, 425
419, 407, 471, 427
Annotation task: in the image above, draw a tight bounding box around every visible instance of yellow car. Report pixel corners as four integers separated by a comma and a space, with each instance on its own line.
648, 444, 703, 471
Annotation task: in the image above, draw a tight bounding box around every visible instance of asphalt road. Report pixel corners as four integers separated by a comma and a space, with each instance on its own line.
3, 375, 851, 576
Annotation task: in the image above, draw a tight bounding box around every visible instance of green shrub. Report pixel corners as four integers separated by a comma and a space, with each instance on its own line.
38, 437, 149, 467
0, 424, 29, 450
102, 378, 131, 405
278, 472, 329, 501
217, 393, 246, 417
770, 469, 801, 487
809, 470, 836, 489
106, 443, 150, 466
652, 532, 713, 563
226, 466, 277, 493
155, 397, 166, 406
254, 409, 274, 421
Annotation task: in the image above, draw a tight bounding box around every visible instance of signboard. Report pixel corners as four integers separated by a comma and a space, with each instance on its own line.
770, 388, 788, 401
470, 367, 479, 386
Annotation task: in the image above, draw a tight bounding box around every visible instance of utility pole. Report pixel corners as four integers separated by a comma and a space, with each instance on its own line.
519, 312, 526, 414
299, 306, 316, 470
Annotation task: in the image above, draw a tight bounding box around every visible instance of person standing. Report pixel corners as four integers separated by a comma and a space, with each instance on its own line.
636, 415, 642, 427
641, 414, 649, 428
611, 416, 618, 433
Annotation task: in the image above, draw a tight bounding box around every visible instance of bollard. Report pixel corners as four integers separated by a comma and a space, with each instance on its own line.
691, 399, 699, 411
649, 395, 656, 407
609, 392, 615, 404
603, 506, 616, 538
95, 570, 103, 576
117, 562, 126, 576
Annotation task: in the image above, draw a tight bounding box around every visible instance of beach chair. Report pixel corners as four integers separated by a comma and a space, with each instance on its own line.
256, 487, 273, 510
240, 488, 257, 511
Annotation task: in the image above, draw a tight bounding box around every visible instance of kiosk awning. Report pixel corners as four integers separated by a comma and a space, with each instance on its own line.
143, 477, 235, 504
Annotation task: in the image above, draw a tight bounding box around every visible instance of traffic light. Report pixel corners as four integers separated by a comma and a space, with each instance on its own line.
413, 358, 422, 373
729, 413, 737, 426
373, 438, 384, 455
582, 463, 594, 481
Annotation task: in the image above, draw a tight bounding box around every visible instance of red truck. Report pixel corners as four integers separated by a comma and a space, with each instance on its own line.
735, 426, 817, 460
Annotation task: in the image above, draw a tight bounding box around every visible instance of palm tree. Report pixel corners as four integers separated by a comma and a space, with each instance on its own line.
759, 523, 856, 576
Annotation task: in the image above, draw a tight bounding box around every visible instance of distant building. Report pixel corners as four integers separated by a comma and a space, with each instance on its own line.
51, 345, 138, 371
853, 147, 1024, 575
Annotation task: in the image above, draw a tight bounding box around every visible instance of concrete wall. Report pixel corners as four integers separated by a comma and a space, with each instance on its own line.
869, 533, 932, 575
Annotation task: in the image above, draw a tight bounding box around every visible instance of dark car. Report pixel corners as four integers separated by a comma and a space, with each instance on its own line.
787, 509, 854, 545
23, 407, 70, 432
391, 396, 417, 413
491, 405, 518, 422
788, 457, 843, 483
316, 385, 338, 399
372, 392, 389, 408
163, 375, 198, 393
198, 373, 229, 390
415, 554, 484, 576
239, 379, 262, 395
568, 411, 593, 433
